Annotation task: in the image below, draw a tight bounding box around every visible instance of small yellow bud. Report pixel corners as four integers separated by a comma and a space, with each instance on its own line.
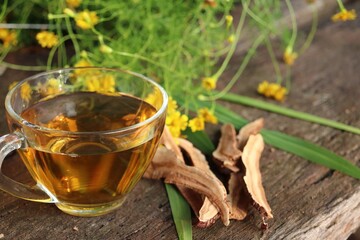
100, 44, 113, 54
63, 8, 76, 17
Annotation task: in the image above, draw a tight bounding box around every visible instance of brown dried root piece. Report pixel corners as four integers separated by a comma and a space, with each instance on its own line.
144, 146, 230, 226
213, 124, 242, 173
213, 121, 272, 228
178, 138, 222, 227
242, 134, 273, 222
155, 127, 228, 226
236, 118, 264, 150
228, 172, 251, 220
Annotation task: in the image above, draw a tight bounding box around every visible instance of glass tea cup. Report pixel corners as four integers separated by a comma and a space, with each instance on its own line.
0, 67, 167, 216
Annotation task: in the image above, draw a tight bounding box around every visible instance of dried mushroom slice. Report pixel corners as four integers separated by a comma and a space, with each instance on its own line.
236, 118, 264, 150
228, 172, 250, 220
242, 134, 273, 220
213, 124, 242, 172
179, 138, 223, 227
144, 146, 230, 226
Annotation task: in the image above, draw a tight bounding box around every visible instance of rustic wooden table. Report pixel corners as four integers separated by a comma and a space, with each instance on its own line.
0, 2, 359, 240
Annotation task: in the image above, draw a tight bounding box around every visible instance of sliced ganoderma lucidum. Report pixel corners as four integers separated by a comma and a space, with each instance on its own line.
236, 118, 264, 150
178, 138, 225, 227
144, 146, 230, 226
212, 123, 242, 173
227, 172, 251, 220
242, 134, 273, 220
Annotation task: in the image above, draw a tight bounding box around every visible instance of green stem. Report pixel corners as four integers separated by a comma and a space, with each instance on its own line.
212, 0, 248, 80
65, 17, 80, 58
201, 33, 265, 101
336, 0, 346, 11
299, 5, 318, 55
285, 0, 297, 50
0, 0, 8, 21
265, 36, 282, 84
219, 93, 360, 135
0, 62, 47, 71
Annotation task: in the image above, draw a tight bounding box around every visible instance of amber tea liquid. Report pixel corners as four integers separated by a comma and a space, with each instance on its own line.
18, 92, 162, 216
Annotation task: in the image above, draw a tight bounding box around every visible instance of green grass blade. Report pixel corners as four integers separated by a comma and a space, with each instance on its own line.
219, 92, 360, 135
165, 184, 193, 240
261, 130, 360, 179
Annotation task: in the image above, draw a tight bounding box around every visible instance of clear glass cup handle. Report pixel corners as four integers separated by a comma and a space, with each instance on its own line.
0, 133, 54, 203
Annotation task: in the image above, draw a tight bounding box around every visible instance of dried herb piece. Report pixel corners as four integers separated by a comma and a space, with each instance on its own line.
236, 118, 264, 150
144, 137, 230, 226
242, 134, 273, 220
178, 138, 222, 227
228, 172, 250, 220
213, 124, 242, 173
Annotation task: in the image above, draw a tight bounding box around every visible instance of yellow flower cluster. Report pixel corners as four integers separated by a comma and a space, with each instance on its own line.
332, 9, 357, 22
201, 77, 217, 91
84, 74, 116, 93
36, 31, 58, 48
257, 80, 287, 102
20, 83, 32, 102
283, 48, 298, 66
146, 90, 218, 138
75, 10, 99, 30
0, 28, 17, 47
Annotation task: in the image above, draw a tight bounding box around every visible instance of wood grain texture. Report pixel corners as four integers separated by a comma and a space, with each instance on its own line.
0, 1, 359, 239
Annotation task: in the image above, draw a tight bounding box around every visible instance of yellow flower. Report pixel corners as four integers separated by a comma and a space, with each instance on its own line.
63, 8, 76, 17
283, 48, 298, 66
0, 29, 17, 47
167, 97, 178, 114
45, 78, 62, 95
166, 111, 188, 138
75, 10, 99, 30
227, 34, 235, 43
66, 0, 82, 8
198, 108, 218, 124
273, 87, 287, 102
332, 9, 357, 22
36, 31, 58, 48
257, 81, 287, 102
20, 83, 32, 102
201, 77, 217, 91
74, 59, 92, 68
73, 59, 93, 76
257, 80, 269, 94
266, 83, 281, 97
225, 15, 233, 28
84, 74, 115, 93
100, 44, 113, 54
188, 117, 205, 132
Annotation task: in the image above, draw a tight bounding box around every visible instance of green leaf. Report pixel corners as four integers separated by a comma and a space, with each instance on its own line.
261, 130, 360, 179
183, 128, 215, 154
220, 92, 360, 135
165, 184, 193, 240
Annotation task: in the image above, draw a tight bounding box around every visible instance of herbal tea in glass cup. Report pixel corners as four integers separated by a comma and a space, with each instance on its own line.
0, 67, 167, 216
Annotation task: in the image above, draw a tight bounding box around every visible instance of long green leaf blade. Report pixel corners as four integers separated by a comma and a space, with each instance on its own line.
220, 92, 360, 135
261, 130, 360, 179
165, 184, 192, 240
